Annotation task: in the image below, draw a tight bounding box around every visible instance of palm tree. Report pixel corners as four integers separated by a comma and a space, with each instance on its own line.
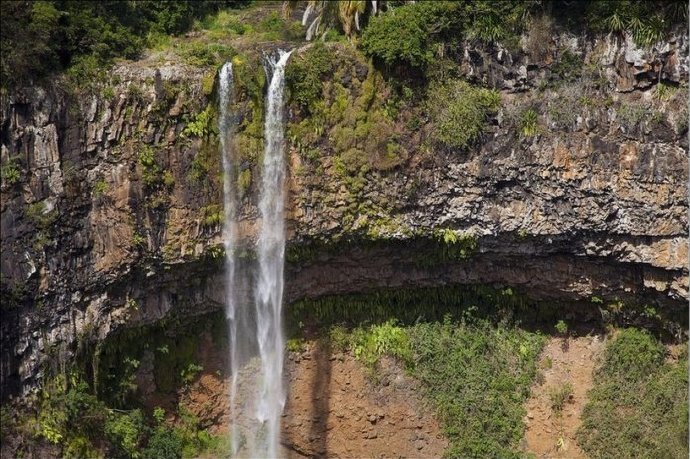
283, 0, 413, 41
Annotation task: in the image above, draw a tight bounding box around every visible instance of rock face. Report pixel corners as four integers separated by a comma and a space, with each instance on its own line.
1, 30, 687, 398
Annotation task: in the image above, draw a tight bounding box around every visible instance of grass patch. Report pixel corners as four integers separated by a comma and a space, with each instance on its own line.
324, 315, 545, 458
577, 328, 688, 458
427, 80, 500, 150
548, 382, 574, 414
286, 42, 333, 113
408, 319, 545, 458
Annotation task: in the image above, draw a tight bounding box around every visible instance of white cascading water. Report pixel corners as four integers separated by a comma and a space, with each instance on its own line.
254, 48, 293, 459
219, 50, 292, 458
218, 61, 243, 456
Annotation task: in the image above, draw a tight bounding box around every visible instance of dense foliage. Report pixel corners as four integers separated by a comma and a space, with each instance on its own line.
0, 311, 232, 458
285, 41, 333, 113
578, 329, 689, 458
325, 316, 545, 458
409, 320, 544, 458
0, 0, 248, 88
358, 0, 687, 71
583, 0, 688, 45
427, 80, 501, 150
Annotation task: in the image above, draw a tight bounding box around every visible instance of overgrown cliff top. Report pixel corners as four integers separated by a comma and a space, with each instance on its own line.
1, 0, 687, 90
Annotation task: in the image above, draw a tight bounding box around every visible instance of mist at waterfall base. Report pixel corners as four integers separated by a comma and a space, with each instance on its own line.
219, 50, 293, 458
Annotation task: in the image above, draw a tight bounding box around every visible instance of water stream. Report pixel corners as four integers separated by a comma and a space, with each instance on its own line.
218, 61, 243, 456
219, 49, 292, 458
253, 49, 293, 458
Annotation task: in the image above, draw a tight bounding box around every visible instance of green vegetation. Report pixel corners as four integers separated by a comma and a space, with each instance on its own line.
360, 2, 536, 71
26, 201, 58, 228
431, 228, 478, 262
237, 168, 252, 196
200, 205, 223, 228
410, 319, 544, 458
292, 291, 684, 458
551, 48, 583, 83
617, 103, 648, 133
287, 49, 408, 185
0, 158, 22, 186
178, 42, 235, 68
288, 284, 557, 336
322, 314, 545, 458
232, 53, 266, 167
36, 373, 108, 456
92, 179, 109, 198
138, 144, 163, 188
519, 108, 540, 138
105, 409, 145, 458
182, 106, 217, 139
285, 42, 333, 113
554, 320, 568, 335
0, 0, 249, 88
427, 80, 500, 150
360, 2, 442, 70
584, 0, 687, 46
162, 171, 175, 188
187, 133, 222, 190
548, 382, 573, 414
350, 320, 412, 370
97, 311, 227, 404
132, 232, 146, 248
578, 329, 688, 458
22, 368, 231, 459
0, 312, 233, 457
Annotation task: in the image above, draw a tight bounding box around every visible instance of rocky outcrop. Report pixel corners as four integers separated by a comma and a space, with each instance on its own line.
1, 30, 687, 398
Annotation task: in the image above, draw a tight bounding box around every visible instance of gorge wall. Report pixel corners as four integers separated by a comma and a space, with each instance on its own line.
1, 28, 687, 398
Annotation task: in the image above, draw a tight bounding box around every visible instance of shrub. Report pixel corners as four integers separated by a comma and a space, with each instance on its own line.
36, 374, 106, 453
178, 42, 234, 67
433, 228, 478, 260
427, 80, 501, 150
92, 179, 109, 197
180, 363, 203, 385
554, 320, 568, 335
0, 1, 249, 89
351, 320, 412, 368
599, 328, 664, 382
548, 382, 573, 414
359, 2, 442, 69
201, 205, 223, 227
519, 108, 540, 137
551, 48, 583, 82
162, 170, 175, 188
409, 319, 545, 458
143, 426, 183, 459
585, 1, 686, 46
285, 42, 333, 112
578, 329, 687, 458
654, 82, 676, 101
138, 145, 163, 187
256, 11, 303, 41
182, 106, 216, 138
1, 159, 21, 186
26, 201, 58, 228
105, 410, 145, 458
360, 2, 535, 70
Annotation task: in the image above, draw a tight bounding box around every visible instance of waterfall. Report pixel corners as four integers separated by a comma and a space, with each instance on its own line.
219, 50, 292, 458
218, 61, 242, 455
254, 48, 293, 459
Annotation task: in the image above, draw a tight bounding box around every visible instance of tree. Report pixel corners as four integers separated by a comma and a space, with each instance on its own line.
283, 0, 414, 41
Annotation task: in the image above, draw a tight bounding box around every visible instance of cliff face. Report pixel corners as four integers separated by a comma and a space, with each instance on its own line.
1, 30, 687, 397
